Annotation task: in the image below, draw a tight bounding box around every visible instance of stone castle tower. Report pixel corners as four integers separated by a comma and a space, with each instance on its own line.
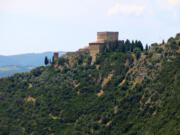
89, 32, 119, 63
96, 32, 119, 42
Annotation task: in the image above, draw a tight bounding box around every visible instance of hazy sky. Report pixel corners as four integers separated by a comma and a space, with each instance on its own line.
0, 0, 180, 55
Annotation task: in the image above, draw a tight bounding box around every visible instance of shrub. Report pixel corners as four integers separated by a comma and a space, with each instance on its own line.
168, 37, 174, 43
170, 42, 178, 50
58, 58, 66, 66
155, 47, 163, 53
148, 52, 153, 58
151, 43, 158, 46
175, 33, 180, 39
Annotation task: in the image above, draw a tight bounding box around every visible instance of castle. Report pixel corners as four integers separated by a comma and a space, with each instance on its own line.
88, 32, 119, 63
54, 32, 119, 64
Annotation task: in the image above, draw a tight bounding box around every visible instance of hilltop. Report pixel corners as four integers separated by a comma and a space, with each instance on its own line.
0, 34, 180, 135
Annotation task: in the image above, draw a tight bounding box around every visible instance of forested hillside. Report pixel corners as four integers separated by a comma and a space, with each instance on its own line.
0, 34, 180, 135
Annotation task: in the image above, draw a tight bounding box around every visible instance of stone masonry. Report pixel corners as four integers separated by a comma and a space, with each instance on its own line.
89, 32, 119, 64
97, 32, 119, 42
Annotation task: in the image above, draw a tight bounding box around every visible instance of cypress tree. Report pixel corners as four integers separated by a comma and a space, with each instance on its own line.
44, 56, 49, 66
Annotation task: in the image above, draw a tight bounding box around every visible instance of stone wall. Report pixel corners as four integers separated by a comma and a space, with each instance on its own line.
88, 32, 119, 64
53, 52, 59, 60
89, 45, 105, 64
97, 32, 119, 42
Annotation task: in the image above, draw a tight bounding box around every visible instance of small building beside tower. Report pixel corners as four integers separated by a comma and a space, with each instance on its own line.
53, 52, 59, 60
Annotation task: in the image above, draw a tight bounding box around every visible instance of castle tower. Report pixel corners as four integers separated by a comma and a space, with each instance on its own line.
89, 32, 119, 64
97, 32, 119, 42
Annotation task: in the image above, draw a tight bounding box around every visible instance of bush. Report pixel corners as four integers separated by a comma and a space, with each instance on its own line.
151, 43, 158, 46
168, 37, 174, 43
155, 47, 163, 53
170, 42, 178, 50
58, 58, 66, 66
175, 33, 180, 39
148, 52, 153, 58
136, 51, 141, 59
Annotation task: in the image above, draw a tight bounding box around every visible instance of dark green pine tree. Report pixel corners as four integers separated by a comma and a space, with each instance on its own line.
131, 40, 135, 52
145, 44, 149, 51
138, 41, 144, 51
44, 56, 49, 66
162, 40, 165, 44
125, 39, 131, 51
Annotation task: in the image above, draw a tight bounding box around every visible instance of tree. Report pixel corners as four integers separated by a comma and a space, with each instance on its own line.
138, 41, 144, 51
49, 59, 52, 64
134, 48, 141, 59
134, 40, 143, 51
162, 40, 165, 44
125, 39, 131, 51
52, 56, 55, 64
44, 56, 49, 66
145, 44, 149, 51
131, 40, 135, 52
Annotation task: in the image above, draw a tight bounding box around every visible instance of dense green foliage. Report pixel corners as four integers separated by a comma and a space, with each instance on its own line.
104, 40, 144, 53
0, 35, 180, 135
44, 56, 49, 66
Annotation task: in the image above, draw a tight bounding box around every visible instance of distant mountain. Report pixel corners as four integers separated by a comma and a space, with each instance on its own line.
0, 51, 65, 77
0, 51, 65, 66
0, 65, 34, 78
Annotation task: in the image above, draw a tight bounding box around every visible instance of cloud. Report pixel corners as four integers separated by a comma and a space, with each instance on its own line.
168, 0, 180, 6
157, 0, 180, 7
107, 3, 145, 16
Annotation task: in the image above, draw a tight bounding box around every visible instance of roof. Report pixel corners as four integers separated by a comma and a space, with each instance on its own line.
78, 46, 90, 52
89, 41, 105, 44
